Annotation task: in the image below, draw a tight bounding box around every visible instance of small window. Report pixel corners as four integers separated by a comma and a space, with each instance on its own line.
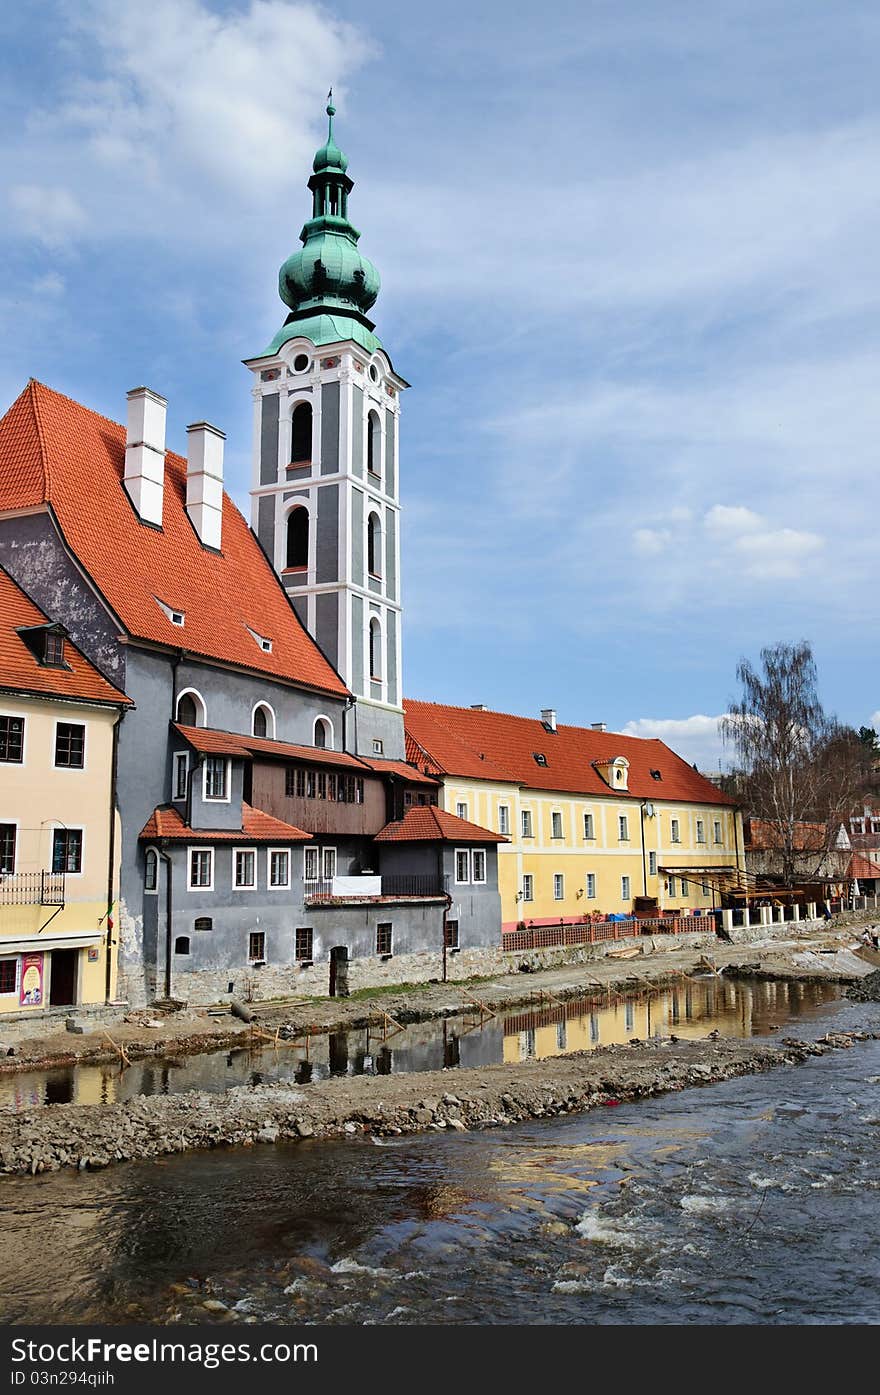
455, 849, 470, 884
621, 875, 631, 900
444, 919, 459, 949
372, 739, 383, 755
52, 828, 82, 874
586, 872, 596, 899
618, 815, 629, 841
144, 849, 158, 891
304, 847, 319, 881
175, 692, 205, 727
269, 849, 290, 888
713, 820, 722, 844
174, 752, 189, 800
649, 851, 657, 876
0, 959, 17, 995
252, 705, 271, 739
533, 752, 547, 767
174, 936, 190, 956
314, 718, 332, 749
322, 847, 336, 880
498, 805, 510, 835
55, 722, 85, 768
472, 848, 486, 883
204, 756, 228, 801
456, 801, 468, 820
583, 812, 594, 839
553, 873, 564, 901
852, 818, 865, 834
189, 849, 213, 889
681, 878, 689, 897
521, 810, 533, 838
0, 716, 24, 763
376, 922, 392, 956
696, 819, 706, 844
194, 917, 213, 932
355, 778, 364, 804
0, 825, 15, 875
671, 818, 681, 844
295, 927, 313, 962
702, 881, 710, 897
650, 769, 662, 781
293, 353, 310, 373
551, 811, 563, 839
522, 874, 534, 902
234, 849, 256, 889
249, 931, 266, 963
317, 771, 327, 799
43, 632, 66, 666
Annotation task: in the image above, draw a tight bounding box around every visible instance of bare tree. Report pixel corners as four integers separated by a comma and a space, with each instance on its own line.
721, 641, 871, 885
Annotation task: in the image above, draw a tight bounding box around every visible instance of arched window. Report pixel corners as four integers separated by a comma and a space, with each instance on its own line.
369, 618, 382, 680
144, 849, 157, 892
286, 507, 309, 569
313, 717, 332, 749
174, 936, 190, 956
366, 410, 381, 478
290, 402, 312, 463
367, 511, 382, 577
252, 704, 274, 739
175, 690, 206, 727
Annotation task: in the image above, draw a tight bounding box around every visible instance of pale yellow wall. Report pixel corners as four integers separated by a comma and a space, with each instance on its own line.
440, 778, 744, 926
0, 696, 121, 1011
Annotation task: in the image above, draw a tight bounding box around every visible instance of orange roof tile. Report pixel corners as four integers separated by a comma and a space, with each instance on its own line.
847, 852, 880, 880
359, 756, 440, 786
375, 805, 507, 843
404, 700, 736, 806
0, 382, 348, 697
139, 802, 311, 843
0, 566, 131, 707
173, 724, 371, 770
744, 819, 828, 851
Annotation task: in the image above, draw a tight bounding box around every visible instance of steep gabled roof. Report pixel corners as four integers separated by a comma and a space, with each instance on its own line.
0, 381, 348, 697
375, 805, 507, 843
847, 852, 880, 881
0, 566, 131, 707
139, 802, 310, 842
403, 700, 736, 805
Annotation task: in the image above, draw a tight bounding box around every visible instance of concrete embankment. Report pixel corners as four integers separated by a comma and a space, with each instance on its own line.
0, 1029, 876, 1177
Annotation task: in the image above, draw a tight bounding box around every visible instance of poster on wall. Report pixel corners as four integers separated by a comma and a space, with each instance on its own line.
19, 953, 44, 1007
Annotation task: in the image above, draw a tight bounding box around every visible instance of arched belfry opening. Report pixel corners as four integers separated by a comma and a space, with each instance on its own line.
290, 402, 312, 463
286, 507, 309, 570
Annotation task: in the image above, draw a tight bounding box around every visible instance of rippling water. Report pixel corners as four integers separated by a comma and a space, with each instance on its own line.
1, 992, 878, 1326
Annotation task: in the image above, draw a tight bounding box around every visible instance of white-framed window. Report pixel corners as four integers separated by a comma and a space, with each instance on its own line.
173, 752, 189, 801
471, 848, 486, 884
649, 851, 657, 876
249, 931, 266, 964
681, 877, 689, 897
304, 846, 319, 881
54, 720, 86, 769
372, 738, 384, 755
252, 703, 275, 739
0, 823, 17, 875
456, 801, 468, 820
551, 811, 563, 839
175, 688, 206, 728
268, 848, 291, 890
621, 875, 631, 900
522, 873, 534, 902
144, 848, 158, 893
203, 756, 230, 802
583, 812, 594, 839
233, 847, 257, 890
455, 848, 470, 884
521, 809, 533, 838
322, 846, 336, 880
713, 819, 722, 843
0, 713, 25, 764
871, 819, 880, 835
0, 957, 19, 997
188, 847, 213, 890
52, 826, 84, 875
696, 819, 705, 844
553, 873, 564, 900
852, 818, 865, 834
313, 716, 334, 749
671, 818, 681, 843
498, 805, 510, 835
668, 876, 677, 896
586, 872, 596, 899
618, 814, 629, 841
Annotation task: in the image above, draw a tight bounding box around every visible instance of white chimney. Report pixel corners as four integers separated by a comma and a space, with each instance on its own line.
124, 387, 167, 527
186, 421, 226, 550
541, 708, 557, 731
591, 721, 607, 733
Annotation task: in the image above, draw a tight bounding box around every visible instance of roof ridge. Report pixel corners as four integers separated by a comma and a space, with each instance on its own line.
24, 380, 50, 501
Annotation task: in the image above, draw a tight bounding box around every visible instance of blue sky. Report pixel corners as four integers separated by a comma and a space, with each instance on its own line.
2, 0, 879, 768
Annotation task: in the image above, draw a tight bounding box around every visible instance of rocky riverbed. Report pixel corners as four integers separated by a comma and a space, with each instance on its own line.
0, 1029, 875, 1177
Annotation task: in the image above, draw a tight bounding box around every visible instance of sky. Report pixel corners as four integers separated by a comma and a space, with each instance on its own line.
2, 0, 879, 770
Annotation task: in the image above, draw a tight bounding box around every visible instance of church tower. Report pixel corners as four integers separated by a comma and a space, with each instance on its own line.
247, 99, 407, 760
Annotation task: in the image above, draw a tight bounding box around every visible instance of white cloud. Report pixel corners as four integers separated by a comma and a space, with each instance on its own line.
633, 527, 672, 554
732, 525, 824, 580
704, 504, 763, 537
620, 714, 729, 771
8, 185, 86, 246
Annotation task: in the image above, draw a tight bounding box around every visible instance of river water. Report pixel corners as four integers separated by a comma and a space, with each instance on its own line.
1, 988, 878, 1326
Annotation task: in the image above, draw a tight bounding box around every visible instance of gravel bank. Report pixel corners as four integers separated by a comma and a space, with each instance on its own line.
0, 1030, 874, 1177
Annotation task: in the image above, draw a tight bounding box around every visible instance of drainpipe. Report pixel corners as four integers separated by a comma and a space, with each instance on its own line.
440, 846, 451, 982
104, 708, 126, 1003
639, 802, 648, 896
158, 848, 173, 1000
341, 695, 356, 754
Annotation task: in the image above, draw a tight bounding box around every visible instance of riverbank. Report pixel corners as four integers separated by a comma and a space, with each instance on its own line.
0, 1025, 876, 1176
1, 923, 876, 1080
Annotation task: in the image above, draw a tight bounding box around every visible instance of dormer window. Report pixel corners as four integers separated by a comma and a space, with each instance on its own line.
650, 769, 662, 781
43, 632, 65, 666
246, 625, 273, 654
156, 598, 185, 627
594, 755, 630, 792
533, 752, 548, 767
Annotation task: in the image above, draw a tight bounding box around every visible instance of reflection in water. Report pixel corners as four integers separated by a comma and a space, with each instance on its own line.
0, 978, 844, 1114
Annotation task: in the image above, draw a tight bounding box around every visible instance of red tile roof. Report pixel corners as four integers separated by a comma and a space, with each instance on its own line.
0, 382, 347, 697
173, 724, 376, 771
403, 700, 736, 806
375, 805, 507, 843
744, 819, 828, 851
139, 802, 311, 842
847, 852, 880, 881
0, 566, 131, 707
359, 756, 440, 786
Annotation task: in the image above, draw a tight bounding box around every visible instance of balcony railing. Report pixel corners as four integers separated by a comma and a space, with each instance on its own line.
0, 871, 66, 907
501, 914, 709, 952
304, 873, 447, 903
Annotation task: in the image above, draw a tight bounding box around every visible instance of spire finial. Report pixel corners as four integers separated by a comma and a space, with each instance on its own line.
326, 88, 335, 134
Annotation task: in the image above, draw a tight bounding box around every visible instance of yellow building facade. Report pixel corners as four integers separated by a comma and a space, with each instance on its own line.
0, 569, 129, 1015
